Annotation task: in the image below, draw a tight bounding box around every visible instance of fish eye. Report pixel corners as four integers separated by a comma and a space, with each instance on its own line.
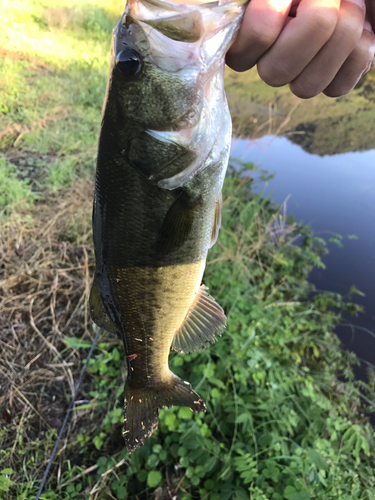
116, 49, 142, 77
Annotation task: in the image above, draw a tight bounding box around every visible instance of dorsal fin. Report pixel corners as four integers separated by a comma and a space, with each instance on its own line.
209, 191, 222, 248
171, 284, 226, 353
143, 11, 203, 42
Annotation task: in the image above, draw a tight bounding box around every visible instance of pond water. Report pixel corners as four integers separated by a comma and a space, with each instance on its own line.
231, 136, 375, 379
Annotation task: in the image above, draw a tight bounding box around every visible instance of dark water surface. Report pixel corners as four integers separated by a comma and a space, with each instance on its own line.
231, 136, 375, 376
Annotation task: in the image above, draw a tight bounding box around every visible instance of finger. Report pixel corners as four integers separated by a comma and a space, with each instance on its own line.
226, 0, 293, 72
324, 22, 375, 97
257, 0, 340, 87
289, 0, 366, 99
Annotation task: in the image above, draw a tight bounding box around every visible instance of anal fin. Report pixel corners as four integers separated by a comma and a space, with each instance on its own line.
172, 284, 226, 354
209, 191, 222, 248
89, 278, 119, 334
124, 374, 206, 453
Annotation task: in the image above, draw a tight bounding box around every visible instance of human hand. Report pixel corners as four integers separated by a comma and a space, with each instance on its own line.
226, 0, 375, 99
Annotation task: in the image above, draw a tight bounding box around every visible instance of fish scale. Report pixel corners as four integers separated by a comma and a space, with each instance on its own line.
90, 0, 247, 452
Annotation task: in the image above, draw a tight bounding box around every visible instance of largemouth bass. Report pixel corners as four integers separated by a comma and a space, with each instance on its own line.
90, 0, 246, 453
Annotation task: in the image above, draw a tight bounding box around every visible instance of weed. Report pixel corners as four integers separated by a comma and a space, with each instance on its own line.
0, 469, 15, 494
0, 156, 35, 207
47, 157, 78, 189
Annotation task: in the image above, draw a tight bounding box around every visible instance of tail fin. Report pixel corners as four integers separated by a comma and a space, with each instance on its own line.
123, 374, 206, 453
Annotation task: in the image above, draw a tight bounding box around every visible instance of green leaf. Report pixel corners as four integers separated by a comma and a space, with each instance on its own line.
307, 448, 328, 471
177, 446, 187, 456
64, 337, 93, 349
164, 412, 177, 428
173, 356, 184, 366
73, 403, 94, 410
137, 469, 147, 482
112, 347, 120, 361
219, 486, 234, 500
146, 454, 160, 469
236, 413, 251, 424
284, 486, 297, 499
147, 470, 162, 488
234, 489, 250, 500
186, 466, 194, 478
117, 485, 127, 499
185, 439, 199, 449
204, 457, 218, 473
97, 456, 108, 467
0, 469, 15, 475
178, 407, 193, 419
190, 475, 200, 486
204, 479, 215, 490
361, 436, 370, 456
290, 491, 310, 500
0, 475, 13, 491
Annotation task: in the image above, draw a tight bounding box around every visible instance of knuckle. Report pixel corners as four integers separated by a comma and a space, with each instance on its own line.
249, 25, 279, 52
339, 16, 363, 45
289, 78, 320, 99
342, 0, 365, 19
309, 10, 338, 39
324, 83, 352, 98
225, 53, 253, 73
257, 58, 295, 87
324, 74, 355, 99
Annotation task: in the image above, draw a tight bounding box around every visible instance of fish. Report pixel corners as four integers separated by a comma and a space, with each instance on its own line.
89, 0, 246, 453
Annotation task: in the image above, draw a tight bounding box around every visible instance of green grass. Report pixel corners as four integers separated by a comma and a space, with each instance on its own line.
0, 0, 122, 203
0, 156, 35, 207
1, 1, 375, 499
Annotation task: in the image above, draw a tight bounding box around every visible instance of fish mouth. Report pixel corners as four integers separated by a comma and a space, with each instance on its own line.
128, 0, 246, 13
126, 0, 248, 36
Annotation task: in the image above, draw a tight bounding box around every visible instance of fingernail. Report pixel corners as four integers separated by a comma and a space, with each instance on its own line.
348, 0, 365, 7
364, 20, 374, 33
361, 61, 372, 77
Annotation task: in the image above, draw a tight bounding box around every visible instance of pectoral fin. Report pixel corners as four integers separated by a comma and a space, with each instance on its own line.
172, 284, 226, 353
209, 192, 222, 248
157, 191, 201, 255
89, 278, 119, 334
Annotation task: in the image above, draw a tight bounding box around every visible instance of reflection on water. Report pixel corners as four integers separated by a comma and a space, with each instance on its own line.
225, 67, 375, 156
231, 136, 375, 374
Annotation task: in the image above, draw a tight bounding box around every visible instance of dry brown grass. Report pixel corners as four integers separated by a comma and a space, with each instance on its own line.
0, 180, 99, 480
0, 108, 68, 150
